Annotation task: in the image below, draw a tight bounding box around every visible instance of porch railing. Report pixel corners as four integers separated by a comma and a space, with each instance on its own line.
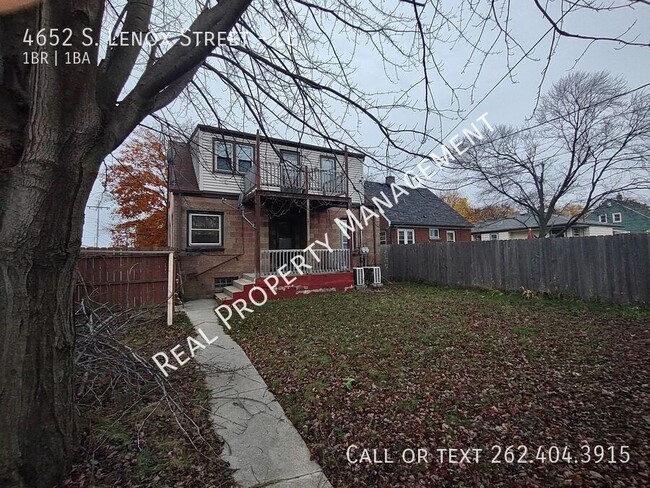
244, 163, 346, 196
260, 248, 350, 276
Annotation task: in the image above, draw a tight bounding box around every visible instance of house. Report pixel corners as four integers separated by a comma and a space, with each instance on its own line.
471, 213, 618, 240
363, 177, 473, 244
167, 125, 379, 301
589, 195, 650, 234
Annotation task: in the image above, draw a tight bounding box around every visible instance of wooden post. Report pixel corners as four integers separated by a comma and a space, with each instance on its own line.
255, 130, 261, 278
306, 198, 311, 247
167, 251, 174, 326
345, 147, 352, 270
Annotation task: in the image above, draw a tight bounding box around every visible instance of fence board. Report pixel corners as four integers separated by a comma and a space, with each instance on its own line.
381, 234, 650, 303
75, 249, 172, 309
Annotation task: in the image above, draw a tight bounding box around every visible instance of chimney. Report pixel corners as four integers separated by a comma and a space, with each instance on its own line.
616, 193, 623, 201
385, 175, 395, 185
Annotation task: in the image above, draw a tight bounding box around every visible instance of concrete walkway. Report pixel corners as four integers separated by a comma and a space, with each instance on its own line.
184, 300, 332, 488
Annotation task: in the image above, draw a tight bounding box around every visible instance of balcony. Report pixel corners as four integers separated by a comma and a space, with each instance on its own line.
244, 162, 347, 198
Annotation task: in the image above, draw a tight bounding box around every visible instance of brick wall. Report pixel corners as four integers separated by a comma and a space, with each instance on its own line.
172, 195, 381, 299
385, 225, 472, 244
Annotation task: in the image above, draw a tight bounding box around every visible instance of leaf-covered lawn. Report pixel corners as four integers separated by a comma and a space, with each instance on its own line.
230, 283, 650, 487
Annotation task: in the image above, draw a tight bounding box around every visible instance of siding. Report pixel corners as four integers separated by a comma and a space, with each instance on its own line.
192, 128, 364, 203
585, 225, 614, 237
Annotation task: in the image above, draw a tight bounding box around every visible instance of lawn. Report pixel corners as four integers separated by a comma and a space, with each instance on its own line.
230, 283, 650, 487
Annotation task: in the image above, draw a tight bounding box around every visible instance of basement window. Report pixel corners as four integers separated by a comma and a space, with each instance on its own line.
214, 277, 236, 292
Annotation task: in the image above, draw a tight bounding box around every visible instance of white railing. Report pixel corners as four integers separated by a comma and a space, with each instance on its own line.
260, 248, 350, 276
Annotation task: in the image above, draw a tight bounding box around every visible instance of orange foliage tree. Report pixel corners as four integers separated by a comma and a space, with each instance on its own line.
441, 191, 479, 222
106, 129, 168, 247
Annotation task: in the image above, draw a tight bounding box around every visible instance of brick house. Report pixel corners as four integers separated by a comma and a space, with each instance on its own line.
167, 126, 379, 301
364, 177, 472, 245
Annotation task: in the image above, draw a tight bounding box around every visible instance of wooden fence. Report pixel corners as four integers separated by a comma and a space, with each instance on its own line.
75, 249, 174, 312
381, 234, 650, 303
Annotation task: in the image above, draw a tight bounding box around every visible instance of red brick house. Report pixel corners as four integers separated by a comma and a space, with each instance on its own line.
364, 177, 472, 244
167, 126, 380, 301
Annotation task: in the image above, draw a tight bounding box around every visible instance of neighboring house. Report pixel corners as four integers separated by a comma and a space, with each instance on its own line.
167, 125, 379, 300
589, 195, 650, 234
364, 177, 473, 244
472, 213, 618, 240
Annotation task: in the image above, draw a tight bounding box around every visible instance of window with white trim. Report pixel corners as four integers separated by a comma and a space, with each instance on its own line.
214, 141, 233, 171
397, 229, 415, 244
446, 230, 456, 242
379, 230, 387, 245
598, 214, 607, 223
189, 212, 223, 247
612, 212, 622, 223
237, 144, 254, 174
571, 228, 580, 237
429, 228, 440, 240
490, 233, 498, 241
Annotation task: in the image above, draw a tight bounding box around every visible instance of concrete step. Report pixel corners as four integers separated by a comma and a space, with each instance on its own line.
242, 272, 257, 281
233, 278, 253, 290
224, 285, 241, 298
214, 292, 229, 303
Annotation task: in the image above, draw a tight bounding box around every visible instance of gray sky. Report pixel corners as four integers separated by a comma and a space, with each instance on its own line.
83, 1, 650, 246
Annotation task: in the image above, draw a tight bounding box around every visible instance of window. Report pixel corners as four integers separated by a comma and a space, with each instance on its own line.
571, 228, 580, 237
446, 230, 456, 242
613, 213, 622, 223
429, 228, 440, 240
188, 212, 223, 247
599, 214, 608, 223
473, 235, 482, 241
214, 277, 236, 292
214, 141, 233, 171
397, 229, 415, 244
379, 231, 387, 245
237, 144, 254, 174
490, 234, 498, 241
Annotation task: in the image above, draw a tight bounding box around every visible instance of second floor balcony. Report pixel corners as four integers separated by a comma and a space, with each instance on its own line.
244, 162, 348, 198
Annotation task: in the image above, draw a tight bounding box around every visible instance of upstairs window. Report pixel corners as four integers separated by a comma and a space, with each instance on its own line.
214, 141, 233, 171
613, 213, 622, 223
599, 214, 607, 223
237, 144, 254, 174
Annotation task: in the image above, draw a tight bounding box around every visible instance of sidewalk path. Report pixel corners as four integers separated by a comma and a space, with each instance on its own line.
184, 299, 332, 488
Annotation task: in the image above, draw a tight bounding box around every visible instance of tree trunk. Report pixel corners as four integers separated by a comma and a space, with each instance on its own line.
0, 143, 103, 487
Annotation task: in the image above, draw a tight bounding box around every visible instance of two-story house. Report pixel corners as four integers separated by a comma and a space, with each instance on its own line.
167, 125, 379, 300
590, 194, 650, 234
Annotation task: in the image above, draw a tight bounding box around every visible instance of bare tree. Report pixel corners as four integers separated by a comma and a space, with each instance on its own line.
450, 72, 650, 237
0, 0, 647, 485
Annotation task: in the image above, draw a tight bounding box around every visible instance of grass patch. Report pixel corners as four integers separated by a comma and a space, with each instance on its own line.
231, 282, 649, 487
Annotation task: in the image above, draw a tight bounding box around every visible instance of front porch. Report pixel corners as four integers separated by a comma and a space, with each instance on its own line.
260, 248, 350, 276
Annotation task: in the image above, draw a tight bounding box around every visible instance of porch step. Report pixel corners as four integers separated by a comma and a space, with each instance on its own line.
224, 285, 241, 298
214, 292, 229, 303
233, 278, 253, 290
242, 272, 257, 281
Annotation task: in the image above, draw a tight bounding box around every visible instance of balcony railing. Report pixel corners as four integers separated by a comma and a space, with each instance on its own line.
261, 248, 350, 276
244, 162, 347, 197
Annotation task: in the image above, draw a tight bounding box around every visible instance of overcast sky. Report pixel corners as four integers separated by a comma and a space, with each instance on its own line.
83, 1, 650, 246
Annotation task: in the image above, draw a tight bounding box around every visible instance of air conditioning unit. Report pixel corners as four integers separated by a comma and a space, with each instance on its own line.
353, 266, 382, 288
353, 267, 365, 288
